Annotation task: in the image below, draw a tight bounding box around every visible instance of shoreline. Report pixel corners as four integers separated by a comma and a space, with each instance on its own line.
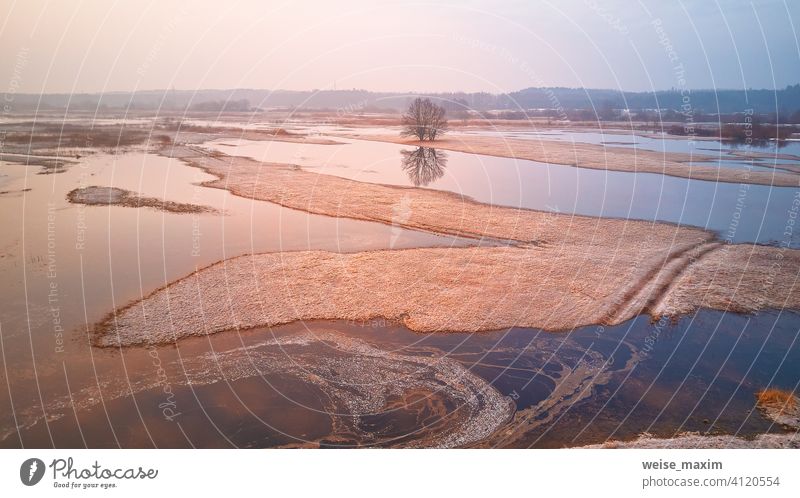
581, 432, 799, 449
169, 145, 716, 245
338, 133, 800, 188
583, 394, 800, 448
86, 146, 800, 347
93, 242, 800, 347
66, 186, 219, 214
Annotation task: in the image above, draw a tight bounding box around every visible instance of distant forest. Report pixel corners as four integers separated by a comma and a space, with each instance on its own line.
9, 85, 800, 121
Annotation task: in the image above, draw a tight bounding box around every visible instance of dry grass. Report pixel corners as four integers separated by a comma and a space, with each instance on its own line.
92, 245, 695, 345
91, 146, 800, 347
2, 124, 169, 149
757, 388, 798, 411
755, 387, 800, 430
93, 240, 800, 348
652, 244, 800, 318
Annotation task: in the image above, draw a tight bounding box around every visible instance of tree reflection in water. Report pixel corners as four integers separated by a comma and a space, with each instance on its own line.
400, 147, 448, 186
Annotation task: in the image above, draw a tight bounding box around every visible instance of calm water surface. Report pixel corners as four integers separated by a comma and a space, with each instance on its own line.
4, 310, 798, 448
206, 136, 800, 246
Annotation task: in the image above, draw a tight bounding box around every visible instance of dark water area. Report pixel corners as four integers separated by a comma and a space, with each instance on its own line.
496, 310, 800, 447
367, 309, 800, 447
8, 309, 798, 448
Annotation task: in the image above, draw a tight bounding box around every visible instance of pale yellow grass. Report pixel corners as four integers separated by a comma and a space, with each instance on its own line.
92, 147, 800, 346
652, 243, 800, 317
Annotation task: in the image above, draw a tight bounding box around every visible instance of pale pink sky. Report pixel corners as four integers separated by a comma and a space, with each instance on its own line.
1, 0, 797, 94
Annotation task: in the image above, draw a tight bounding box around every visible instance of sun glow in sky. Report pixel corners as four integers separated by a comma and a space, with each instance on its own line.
1, 0, 798, 94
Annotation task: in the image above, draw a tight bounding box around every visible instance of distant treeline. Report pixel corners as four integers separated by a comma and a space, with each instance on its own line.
187, 99, 251, 112
504, 85, 800, 116
483, 108, 800, 126
8, 85, 800, 117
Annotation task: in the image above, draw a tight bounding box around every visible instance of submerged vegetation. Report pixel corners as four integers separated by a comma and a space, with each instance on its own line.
67, 186, 218, 214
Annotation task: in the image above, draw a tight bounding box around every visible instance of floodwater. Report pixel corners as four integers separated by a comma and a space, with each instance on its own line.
5, 310, 798, 448
1, 121, 799, 448
0, 149, 473, 448
206, 136, 800, 246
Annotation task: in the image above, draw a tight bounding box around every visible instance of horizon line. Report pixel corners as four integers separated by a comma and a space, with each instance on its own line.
12, 84, 800, 98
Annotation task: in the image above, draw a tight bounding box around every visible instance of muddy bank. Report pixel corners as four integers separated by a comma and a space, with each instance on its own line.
0, 119, 339, 170
583, 432, 799, 448
0, 187, 31, 196
343, 134, 800, 187
756, 391, 800, 430
0, 152, 76, 173
584, 392, 800, 448
67, 186, 218, 214
170, 126, 342, 146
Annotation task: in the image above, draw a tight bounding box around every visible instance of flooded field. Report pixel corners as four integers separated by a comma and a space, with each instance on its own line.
0, 144, 473, 448
206, 135, 800, 245
1, 117, 799, 448
5, 4, 800, 497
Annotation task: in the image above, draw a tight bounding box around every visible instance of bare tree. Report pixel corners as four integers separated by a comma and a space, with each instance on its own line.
401, 98, 448, 141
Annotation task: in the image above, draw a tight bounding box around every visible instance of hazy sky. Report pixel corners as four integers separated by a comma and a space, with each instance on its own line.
1, 0, 798, 94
